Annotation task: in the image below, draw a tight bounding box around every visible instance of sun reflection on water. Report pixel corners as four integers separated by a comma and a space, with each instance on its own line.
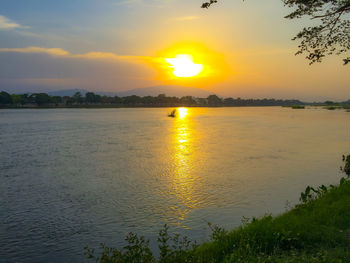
167, 108, 205, 227
177, 107, 188, 119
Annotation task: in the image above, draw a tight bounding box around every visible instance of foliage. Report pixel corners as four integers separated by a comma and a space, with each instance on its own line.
300, 155, 349, 203
86, 92, 101, 103
157, 224, 195, 262
341, 154, 350, 176
11, 94, 22, 105
291, 105, 305, 109
201, 0, 218, 9
0, 91, 12, 104
84, 232, 155, 263
283, 0, 350, 65
86, 156, 350, 262
85, 225, 196, 263
201, 0, 350, 65
0, 90, 348, 109
0, 91, 308, 107
207, 94, 223, 106
31, 93, 52, 105
325, 106, 337, 110
73, 91, 84, 104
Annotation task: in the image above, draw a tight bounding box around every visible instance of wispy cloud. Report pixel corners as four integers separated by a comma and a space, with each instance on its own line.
0, 47, 69, 56
0, 46, 153, 63
173, 16, 199, 21
0, 46, 159, 92
0, 15, 28, 30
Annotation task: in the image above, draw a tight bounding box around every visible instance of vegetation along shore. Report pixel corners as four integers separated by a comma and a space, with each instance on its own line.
85, 155, 350, 263
1, 91, 350, 109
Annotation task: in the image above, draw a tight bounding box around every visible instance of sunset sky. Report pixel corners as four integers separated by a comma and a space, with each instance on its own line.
0, 0, 349, 101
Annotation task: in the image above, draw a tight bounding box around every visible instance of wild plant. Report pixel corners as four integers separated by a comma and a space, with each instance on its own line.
84, 232, 155, 263
300, 154, 349, 203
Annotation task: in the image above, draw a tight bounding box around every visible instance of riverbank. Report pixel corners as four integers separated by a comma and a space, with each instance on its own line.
1, 104, 350, 110
189, 176, 350, 262
0, 104, 304, 109
86, 159, 350, 262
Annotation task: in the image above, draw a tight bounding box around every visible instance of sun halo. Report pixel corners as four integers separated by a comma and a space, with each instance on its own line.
165, 54, 204, 78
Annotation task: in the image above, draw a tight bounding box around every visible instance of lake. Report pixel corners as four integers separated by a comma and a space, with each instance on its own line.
1, 107, 349, 262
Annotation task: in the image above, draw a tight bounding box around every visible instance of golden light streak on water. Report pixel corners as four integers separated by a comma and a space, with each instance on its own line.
168, 108, 204, 227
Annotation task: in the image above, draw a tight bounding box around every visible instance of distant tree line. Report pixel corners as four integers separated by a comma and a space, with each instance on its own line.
1, 90, 345, 108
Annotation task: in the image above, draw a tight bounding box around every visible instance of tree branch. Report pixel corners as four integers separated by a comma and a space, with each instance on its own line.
311, 3, 350, 19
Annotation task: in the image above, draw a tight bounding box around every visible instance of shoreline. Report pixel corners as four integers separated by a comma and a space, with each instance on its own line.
85, 156, 350, 262
86, 167, 350, 262
1, 105, 349, 110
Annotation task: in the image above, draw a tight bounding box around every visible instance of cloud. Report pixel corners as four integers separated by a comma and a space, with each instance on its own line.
0, 15, 28, 30
0, 46, 159, 93
173, 16, 199, 21
0, 45, 225, 94
0, 47, 69, 56
0, 46, 150, 63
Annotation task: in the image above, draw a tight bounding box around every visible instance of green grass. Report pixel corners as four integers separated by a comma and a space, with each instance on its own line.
86, 158, 350, 263
195, 178, 350, 262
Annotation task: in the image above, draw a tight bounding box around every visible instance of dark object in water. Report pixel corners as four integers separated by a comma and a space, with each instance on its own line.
168, 109, 176, 117
291, 105, 305, 109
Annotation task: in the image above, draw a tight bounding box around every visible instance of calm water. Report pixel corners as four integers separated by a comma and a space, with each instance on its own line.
1, 107, 349, 262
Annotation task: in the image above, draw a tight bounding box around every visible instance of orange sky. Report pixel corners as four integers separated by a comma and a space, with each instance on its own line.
0, 0, 349, 100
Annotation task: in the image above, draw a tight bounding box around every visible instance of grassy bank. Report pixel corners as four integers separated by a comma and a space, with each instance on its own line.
86, 157, 350, 262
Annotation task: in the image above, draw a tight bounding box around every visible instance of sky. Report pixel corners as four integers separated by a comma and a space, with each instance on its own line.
0, 0, 349, 101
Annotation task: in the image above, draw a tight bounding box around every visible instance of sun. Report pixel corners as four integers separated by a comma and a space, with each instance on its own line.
165, 54, 204, 78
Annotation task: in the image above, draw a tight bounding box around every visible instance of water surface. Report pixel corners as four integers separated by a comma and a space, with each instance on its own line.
1, 107, 349, 262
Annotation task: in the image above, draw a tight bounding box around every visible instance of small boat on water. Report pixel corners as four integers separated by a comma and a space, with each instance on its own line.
168, 109, 176, 117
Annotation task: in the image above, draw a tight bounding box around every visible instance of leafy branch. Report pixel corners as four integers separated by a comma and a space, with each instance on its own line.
201, 0, 350, 64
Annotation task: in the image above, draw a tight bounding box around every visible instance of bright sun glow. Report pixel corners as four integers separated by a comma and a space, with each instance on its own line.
165, 54, 203, 78
177, 107, 188, 119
